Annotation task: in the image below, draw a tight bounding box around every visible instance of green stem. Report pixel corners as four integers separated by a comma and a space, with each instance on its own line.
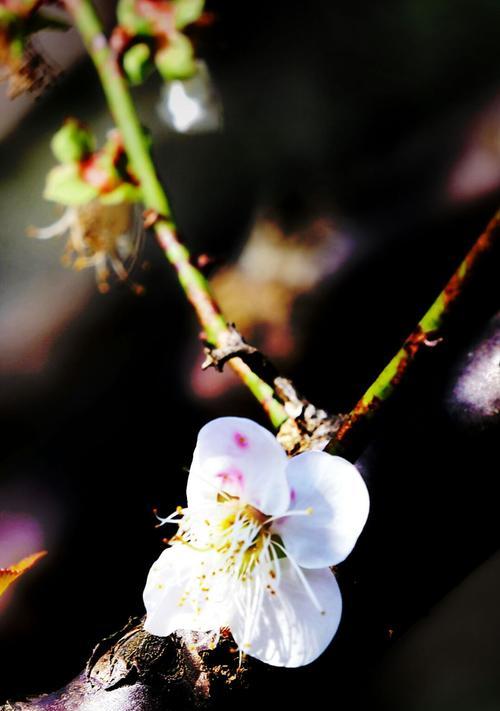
65, 0, 169, 216
327, 210, 500, 456
64, 0, 287, 429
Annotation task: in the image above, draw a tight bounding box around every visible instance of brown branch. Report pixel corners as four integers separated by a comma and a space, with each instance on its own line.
2, 620, 254, 711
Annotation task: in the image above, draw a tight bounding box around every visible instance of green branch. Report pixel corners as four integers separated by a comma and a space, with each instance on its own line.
63, 0, 287, 429
327, 210, 500, 457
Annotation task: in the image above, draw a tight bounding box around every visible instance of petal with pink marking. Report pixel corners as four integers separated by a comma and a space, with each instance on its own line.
143, 545, 231, 637
274, 451, 369, 568
230, 561, 342, 667
187, 417, 289, 515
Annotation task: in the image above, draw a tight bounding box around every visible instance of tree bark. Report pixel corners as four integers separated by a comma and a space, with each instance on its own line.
1, 618, 253, 711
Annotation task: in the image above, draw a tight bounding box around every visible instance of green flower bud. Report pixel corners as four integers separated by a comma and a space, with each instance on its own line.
117, 0, 154, 36
174, 0, 204, 30
123, 42, 154, 85
51, 119, 95, 164
155, 32, 196, 81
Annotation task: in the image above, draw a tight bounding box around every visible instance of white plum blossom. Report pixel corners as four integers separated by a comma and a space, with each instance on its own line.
143, 417, 369, 668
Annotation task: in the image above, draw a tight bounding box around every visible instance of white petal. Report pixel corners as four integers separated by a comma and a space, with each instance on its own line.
186, 417, 290, 515
143, 545, 230, 636
231, 561, 342, 667
275, 451, 369, 568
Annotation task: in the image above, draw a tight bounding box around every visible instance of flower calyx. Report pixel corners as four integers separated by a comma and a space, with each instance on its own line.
114, 0, 206, 85
44, 120, 142, 208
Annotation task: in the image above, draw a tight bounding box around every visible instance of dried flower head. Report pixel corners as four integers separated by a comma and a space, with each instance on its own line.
0, 35, 49, 97
0, 1, 56, 98
29, 200, 144, 293
31, 121, 145, 292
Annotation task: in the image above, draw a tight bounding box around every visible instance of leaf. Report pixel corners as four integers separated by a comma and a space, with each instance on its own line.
0, 551, 47, 598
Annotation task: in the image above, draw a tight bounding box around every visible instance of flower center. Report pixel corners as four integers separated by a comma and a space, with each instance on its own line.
207, 501, 272, 578
154, 495, 325, 656
157, 499, 276, 580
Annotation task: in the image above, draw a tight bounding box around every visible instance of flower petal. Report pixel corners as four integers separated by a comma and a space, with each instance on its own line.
231, 561, 342, 667
143, 544, 230, 636
187, 417, 289, 515
0, 551, 47, 598
275, 451, 369, 568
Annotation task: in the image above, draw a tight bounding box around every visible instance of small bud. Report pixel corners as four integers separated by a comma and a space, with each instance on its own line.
174, 0, 205, 30
51, 119, 95, 164
117, 0, 154, 36
123, 42, 153, 85
155, 32, 196, 81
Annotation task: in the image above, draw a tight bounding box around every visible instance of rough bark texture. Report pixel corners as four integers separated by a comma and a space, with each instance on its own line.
1, 618, 253, 711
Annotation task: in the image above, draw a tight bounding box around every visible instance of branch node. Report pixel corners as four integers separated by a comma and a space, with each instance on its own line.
143, 209, 162, 229
274, 377, 345, 454
202, 325, 257, 372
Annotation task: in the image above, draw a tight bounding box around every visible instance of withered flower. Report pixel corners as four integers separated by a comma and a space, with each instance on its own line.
0, 1, 56, 98
30, 121, 145, 293
30, 201, 144, 293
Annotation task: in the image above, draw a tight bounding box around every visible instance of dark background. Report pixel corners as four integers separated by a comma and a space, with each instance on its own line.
1, 1, 500, 709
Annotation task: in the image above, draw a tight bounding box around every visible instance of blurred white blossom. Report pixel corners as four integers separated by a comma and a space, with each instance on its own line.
157, 61, 223, 134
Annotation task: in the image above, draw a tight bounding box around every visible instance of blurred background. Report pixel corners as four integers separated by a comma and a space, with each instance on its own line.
1, 1, 500, 709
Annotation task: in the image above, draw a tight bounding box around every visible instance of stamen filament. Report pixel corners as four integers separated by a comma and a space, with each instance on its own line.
264, 507, 313, 525
30, 210, 73, 239
273, 540, 325, 614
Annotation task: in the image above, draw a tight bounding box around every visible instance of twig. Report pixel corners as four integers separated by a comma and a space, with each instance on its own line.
327, 210, 500, 457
